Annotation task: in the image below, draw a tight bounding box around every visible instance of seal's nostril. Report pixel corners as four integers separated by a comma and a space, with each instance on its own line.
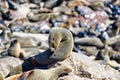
52, 44, 54, 48
54, 55, 56, 57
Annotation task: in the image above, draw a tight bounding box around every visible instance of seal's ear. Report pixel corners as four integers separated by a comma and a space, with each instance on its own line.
17, 70, 34, 80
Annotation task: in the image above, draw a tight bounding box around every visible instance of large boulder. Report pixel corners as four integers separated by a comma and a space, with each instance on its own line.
0, 56, 23, 79
51, 53, 120, 80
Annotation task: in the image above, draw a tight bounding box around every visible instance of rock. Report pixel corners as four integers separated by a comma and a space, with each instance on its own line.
72, 7, 108, 30
0, 56, 23, 78
51, 53, 120, 80
13, 4, 30, 18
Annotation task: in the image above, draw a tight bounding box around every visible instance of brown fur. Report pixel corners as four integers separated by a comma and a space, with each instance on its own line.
8, 39, 25, 59
0, 71, 4, 80
8, 39, 21, 58
6, 66, 72, 80
75, 37, 104, 48
49, 28, 74, 60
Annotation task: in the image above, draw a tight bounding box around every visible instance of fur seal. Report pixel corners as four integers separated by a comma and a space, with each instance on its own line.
95, 43, 120, 70
6, 66, 72, 80
74, 37, 104, 49
8, 39, 25, 59
48, 28, 74, 60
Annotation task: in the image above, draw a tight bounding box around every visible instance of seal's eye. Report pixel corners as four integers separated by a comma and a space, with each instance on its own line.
53, 38, 54, 41
52, 44, 55, 48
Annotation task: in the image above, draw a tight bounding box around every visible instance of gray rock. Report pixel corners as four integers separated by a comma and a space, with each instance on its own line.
0, 56, 23, 78
51, 53, 120, 80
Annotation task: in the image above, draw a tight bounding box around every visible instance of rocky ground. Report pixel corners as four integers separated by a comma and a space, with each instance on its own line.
0, 0, 120, 80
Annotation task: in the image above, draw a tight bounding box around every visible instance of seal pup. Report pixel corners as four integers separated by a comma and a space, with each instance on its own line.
8, 38, 25, 59
6, 66, 72, 80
